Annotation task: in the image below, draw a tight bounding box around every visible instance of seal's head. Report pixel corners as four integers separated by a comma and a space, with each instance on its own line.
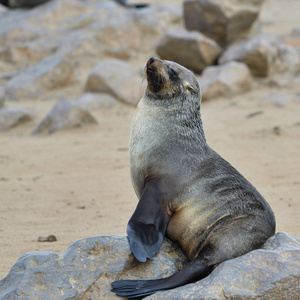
145, 57, 200, 100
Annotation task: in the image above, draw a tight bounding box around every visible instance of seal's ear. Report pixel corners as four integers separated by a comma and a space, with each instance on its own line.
183, 80, 197, 93
127, 178, 171, 262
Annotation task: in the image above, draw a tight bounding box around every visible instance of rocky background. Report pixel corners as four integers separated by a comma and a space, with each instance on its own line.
0, 0, 299, 298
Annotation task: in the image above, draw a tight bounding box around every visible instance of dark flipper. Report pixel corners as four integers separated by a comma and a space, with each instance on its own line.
111, 257, 214, 298
114, 0, 149, 9
127, 178, 171, 262
1, 0, 51, 8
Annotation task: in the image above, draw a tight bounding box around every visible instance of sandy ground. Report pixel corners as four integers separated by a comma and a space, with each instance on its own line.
0, 0, 300, 279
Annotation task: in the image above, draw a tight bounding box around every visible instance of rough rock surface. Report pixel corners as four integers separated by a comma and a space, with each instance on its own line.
0, 233, 299, 299
32, 98, 97, 134
274, 43, 300, 74
183, 0, 264, 47
0, 0, 182, 68
148, 232, 300, 300
0, 0, 52, 8
0, 106, 34, 130
280, 27, 300, 49
0, 0, 182, 106
85, 59, 142, 106
5, 53, 74, 100
199, 62, 254, 100
0, 37, 59, 66
156, 28, 221, 73
75, 93, 116, 110
219, 34, 300, 77
0, 236, 188, 299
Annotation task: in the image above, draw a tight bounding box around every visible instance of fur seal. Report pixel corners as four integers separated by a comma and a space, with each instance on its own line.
111, 58, 276, 298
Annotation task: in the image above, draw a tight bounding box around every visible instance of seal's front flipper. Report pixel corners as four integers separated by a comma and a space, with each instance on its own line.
127, 178, 171, 262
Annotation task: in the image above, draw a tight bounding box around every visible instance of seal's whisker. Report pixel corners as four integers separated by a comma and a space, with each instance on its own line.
138, 69, 147, 98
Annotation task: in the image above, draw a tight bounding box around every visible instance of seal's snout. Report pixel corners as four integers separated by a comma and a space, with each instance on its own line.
149, 57, 157, 65
146, 57, 165, 94
146, 57, 158, 71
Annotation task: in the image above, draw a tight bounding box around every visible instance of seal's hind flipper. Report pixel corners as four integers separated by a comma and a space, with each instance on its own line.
111, 256, 214, 298
111, 279, 166, 298
127, 178, 171, 262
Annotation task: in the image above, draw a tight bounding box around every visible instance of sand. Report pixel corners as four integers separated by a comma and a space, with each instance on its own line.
0, 0, 300, 279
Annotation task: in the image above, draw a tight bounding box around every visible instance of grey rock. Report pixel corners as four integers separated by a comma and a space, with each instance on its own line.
91, 10, 151, 54
0, 236, 188, 299
219, 34, 292, 77
147, 232, 300, 299
183, 0, 264, 47
280, 27, 300, 49
0, 37, 59, 66
156, 28, 221, 73
199, 61, 254, 100
0, 106, 34, 130
260, 91, 290, 107
0, 0, 52, 9
275, 44, 300, 74
0, 0, 95, 63
5, 53, 74, 100
102, 45, 131, 61
90, 3, 182, 55
58, 32, 105, 72
32, 98, 97, 134
0, 86, 4, 107
0, 0, 182, 90
85, 59, 142, 106
0, 22, 42, 46
75, 93, 116, 110
291, 27, 300, 37
1, 71, 18, 81
0, 233, 299, 299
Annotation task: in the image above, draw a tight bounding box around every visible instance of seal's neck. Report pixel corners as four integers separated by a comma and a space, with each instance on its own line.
142, 93, 206, 144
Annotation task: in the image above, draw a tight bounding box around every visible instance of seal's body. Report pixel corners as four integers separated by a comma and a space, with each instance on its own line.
112, 58, 275, 298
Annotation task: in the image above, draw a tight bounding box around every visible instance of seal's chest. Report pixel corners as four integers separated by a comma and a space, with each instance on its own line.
130, 104, 172, 153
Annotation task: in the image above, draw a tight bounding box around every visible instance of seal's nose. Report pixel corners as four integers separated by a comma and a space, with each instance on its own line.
149, 57, 157, 64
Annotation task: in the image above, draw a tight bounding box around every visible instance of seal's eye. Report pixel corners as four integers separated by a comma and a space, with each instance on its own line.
168, 68, 179, 81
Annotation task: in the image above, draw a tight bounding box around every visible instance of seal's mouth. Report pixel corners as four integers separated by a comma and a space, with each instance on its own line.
146, 57, 165, 93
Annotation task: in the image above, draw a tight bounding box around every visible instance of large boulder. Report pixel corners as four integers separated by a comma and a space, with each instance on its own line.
280, 27, 300, 49
0, 37, 59, 66
0, 0, 182, 67
274, 43, 300, 74
0, 0, 52, 8
0, 0, 183, 105
0, 236, 188, 299
219, 34, 300, 77
156, 28, 221, 73
199, 61, 254, 100
183, 0, 264, 47
5, 53, 74, 100
0, 233, 299, 299
148, 232, 300, 299
0, 106, 34, 130
91, 6, 175, 55
75, 93, 116, 110
32, 98, 97, 134
85, 59, 142, 106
